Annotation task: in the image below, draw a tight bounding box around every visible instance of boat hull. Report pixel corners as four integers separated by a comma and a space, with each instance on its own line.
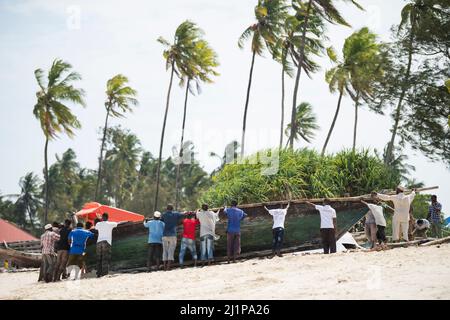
85, 202, 368, 270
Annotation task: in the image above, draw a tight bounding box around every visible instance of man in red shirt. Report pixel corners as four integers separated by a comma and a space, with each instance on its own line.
179, 212, 199, 267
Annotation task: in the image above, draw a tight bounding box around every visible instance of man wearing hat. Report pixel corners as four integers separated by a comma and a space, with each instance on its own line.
40, 224, 60, 282
376, 186, 417, 242
143, 211, 165, 272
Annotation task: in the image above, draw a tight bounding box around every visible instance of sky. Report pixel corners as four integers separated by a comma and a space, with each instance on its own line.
0, 0, 448, 215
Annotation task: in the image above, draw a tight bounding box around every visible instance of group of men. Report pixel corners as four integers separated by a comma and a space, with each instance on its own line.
361, 187, 443, 250
39, 213, 119, 282
39, 186, 444, 280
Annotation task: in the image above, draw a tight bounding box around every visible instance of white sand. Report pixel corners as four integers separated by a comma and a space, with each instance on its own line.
1, 244, 449, 300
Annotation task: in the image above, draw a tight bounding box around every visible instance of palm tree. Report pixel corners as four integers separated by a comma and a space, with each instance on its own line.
209, 140, 241, 174
238, 0, 288, 157
95, 74, 138, 201
384, 0, 437, 164
273, 12, 324, 150
155, 20, 202, 211
12, 173, 41, 230
284, 102, 319, 147
288, 0, 364, 149
321, 28, 381, 156
33, 59, 85, 224
174, 32, 219, 210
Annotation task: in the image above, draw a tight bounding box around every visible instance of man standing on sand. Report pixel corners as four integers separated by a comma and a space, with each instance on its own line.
143, 211, 165, 272
361, 198, 388, 249
161, 205, 184, 271
263, 202, 290, 258
95, 213, 118, 277
53, 219, 72, 281
179, 212, 199, 268
67, 222, 94, 280
224, 200, 247, 263
40, 224, 60, 282
196, 204, 220, 267
306, 199, 337, 254
376, 186, 416, 243
363, 204, 377, 249
427, 195, 443, 239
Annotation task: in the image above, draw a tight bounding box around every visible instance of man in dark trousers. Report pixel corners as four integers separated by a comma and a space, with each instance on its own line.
95, 213, 118, 277
224, 200, 247, 263
306, 199, 337, 254
53, 219, 72, 281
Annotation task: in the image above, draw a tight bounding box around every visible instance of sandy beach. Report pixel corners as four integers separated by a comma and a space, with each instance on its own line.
1, 243, 449, 300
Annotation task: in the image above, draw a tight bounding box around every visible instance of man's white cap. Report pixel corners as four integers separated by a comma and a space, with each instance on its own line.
44, 224, 53, 230
153, 211, 161, 218
397, 185, 406, 192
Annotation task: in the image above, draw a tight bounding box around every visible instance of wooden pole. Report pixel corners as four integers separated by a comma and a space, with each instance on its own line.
420, 235, 450, 247
210, 186, 439, 211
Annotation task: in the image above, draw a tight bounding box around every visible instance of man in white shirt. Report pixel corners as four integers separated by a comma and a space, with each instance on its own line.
376, 186, 416, 242
95, 213, 118, 277
361, 199, 389, 249
263, 202, 290, 258
412, 219, 430, 238
196, 204, 220, 266
306, 199, 337, 254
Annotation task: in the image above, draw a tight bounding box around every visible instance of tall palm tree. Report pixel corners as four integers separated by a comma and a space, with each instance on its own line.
13, 173, 41, 230
284, 102, 319, 147
95, 74, 138, 201
238, 0, 288, 157
288, 0, 364, 149
155, 20, 202, 211
384, 0, 437, 164
174, 35, 219, 210
33, 59, 85, 224
321, 28, 381, 156
274, 11, 324, 149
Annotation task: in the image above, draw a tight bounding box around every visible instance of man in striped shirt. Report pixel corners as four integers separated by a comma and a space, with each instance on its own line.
427, 195, 443, 238
40, 224, 60, 283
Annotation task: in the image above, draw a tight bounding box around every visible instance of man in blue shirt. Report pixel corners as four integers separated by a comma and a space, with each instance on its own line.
143, 211, 165, 272
224, 200, 247, 263
161, 204, 185, 271
67, 222, 94, 280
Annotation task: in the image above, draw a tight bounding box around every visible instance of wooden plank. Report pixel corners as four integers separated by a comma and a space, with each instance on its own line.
420, 235, 450, 247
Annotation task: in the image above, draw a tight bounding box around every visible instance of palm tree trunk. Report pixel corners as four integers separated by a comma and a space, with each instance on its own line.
240, 50, 256, 158
352, 92, 360, 152
154, 62, 175, 212
385, 25, 415, 164
175, 79, 190, 210
44, 136, 49, 224
279, 64, 285, 150
289, 0, 313, 149
95, 105, 111, 201
322, 89, 344, 156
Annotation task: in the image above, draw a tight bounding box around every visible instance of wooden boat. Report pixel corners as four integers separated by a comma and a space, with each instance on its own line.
0, 247, 41, 268
84, 197, 371, 270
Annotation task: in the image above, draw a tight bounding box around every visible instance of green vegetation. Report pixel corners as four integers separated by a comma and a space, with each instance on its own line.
201, 149, 400, 207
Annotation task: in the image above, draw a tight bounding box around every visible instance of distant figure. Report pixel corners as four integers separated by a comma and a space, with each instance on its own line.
377, 186, 416, 242
362, 198, 388, 249
161, 204, 184, 271
196, 204, 220, 266
143, 211, 165, 272
263, 202, 290, 258
364, 205, 377, 249
224, 200, 247, 263
95, 213, 118, 277
67, 222, 94, 280
306, 199, 337, 254
427, 195, 442, 238
40, 224, 60, 282
412, 219, 430, 238
53, 219, 72, 281
179, 212, 199, 268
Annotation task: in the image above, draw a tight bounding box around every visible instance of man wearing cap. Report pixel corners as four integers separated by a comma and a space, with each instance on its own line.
40, 224, 60, 282
376, 186, 416, 242
143, 211, 165, 272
